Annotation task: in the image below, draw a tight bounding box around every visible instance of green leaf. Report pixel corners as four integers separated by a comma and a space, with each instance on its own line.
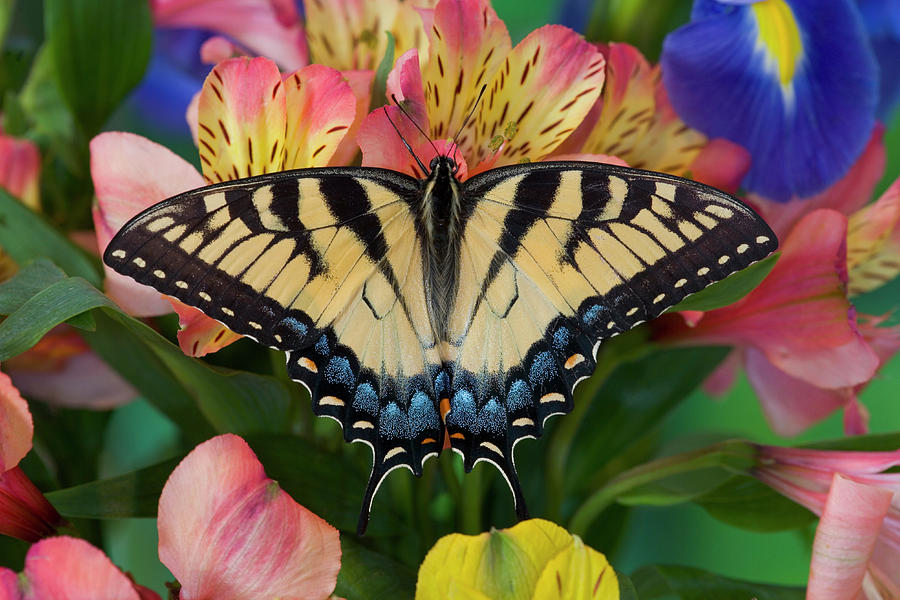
46, 458, 181, 519
246, 434, 404, 536
0, 276, 115, 359
670, 253, 779, 312
334, 537, 416, 600
0, 188, 101, 285
696, 475, 815, 533
0, 1, 14, 47
0, 258, 67, 314
617, 571, 639, 600
369, 31, 396, 112
44, 0, 151, 135
632, 564, 805, 599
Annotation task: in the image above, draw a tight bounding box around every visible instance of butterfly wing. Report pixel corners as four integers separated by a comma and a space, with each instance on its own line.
447, 161, 778, 514
103, 168, 444, 531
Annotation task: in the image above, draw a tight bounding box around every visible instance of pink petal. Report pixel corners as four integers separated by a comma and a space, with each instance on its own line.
0, 467, 61, 542
702, 349, 741, 396
843, 396, 870, 436
750, 126, 886, 239
23, 536, 143, 600
687, 138, 751, 195
200, 35, 242, 64
0, 369, 32, 471
330, 69, 374, 166
153, 0, 307, 71
171, 300, 242, 357
744, 348, 853, 436
660, 209, 879, 390
282, 64, 357, 169
758, 445, 900, 475
807, 474, 893, 600
385, 49, 429, 128
0, 132, 40, 210
548, 153, 629, 167
158, 434, 341, 600
90, 132, 205, 317
197, 57, 286, 182
0, 569, 19, 600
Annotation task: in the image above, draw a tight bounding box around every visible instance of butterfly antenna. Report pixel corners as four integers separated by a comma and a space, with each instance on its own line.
390, 94, 440, 159
449, 84, 487, 160
383, 107, 429, 175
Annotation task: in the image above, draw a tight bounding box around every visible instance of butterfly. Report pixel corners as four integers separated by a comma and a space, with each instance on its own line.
104, 154, 777, 534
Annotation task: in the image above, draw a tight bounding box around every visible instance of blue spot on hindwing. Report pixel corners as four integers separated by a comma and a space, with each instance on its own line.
583, 304, 602, 325
529, 351, 556, 386
553, 326, 571, 352
476, 397, 506, 435
281, 316, 307, 336
447, 389, 476, 429
379, 402, 409, 439
353, 382, 378, 414
409, 391, 440, 436
324, 356, 354, 387
506, 379, 532, 412
315, 334, 329, 355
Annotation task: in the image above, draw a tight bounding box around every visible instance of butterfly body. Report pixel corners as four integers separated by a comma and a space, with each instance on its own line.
104, 158, 777, 534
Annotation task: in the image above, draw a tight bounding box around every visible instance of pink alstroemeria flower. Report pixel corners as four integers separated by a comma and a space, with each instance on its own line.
654, 208, 881, 436
0, 369, 64, 542
358, 0, 607, 178
92, 56, 358, 356
753, 445, 900, 598
0, 129, 40, 212
554, 42, 751, 192
153, 0, 307, 71
158, 434, 341, 600
0, 536, 161, 599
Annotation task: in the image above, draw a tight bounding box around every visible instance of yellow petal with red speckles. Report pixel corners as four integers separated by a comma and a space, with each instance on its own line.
848, 178, 900, 295
197, 57, 286, 183
531, 536, 619, 600
421, 0, 510, 142
472, 25, 604, 168
305, 0, 397, 71
283, 64, 357, 169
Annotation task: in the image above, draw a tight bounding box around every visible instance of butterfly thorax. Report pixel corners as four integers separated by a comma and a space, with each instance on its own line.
418, 156, 463, 340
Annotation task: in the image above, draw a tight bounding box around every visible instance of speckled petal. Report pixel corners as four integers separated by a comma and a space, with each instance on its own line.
0, 370, 31, 471
282, 65, 357, 169
197, 57, 286, 183
847, 177, 900, 295
473, 25, 604, 167
171, 300, 243, 357
304, 0, 400, 71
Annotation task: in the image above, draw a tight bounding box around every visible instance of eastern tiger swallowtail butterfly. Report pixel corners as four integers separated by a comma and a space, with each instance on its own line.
104, 155, 777, 534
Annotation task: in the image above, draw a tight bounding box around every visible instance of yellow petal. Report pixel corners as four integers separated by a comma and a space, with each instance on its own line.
282, 64, 358, 168
472, 25, 604, 167
531, 536, 619, 600
196, 57, 286, 183
416, 519, 573, 600
848, 178, 900, 295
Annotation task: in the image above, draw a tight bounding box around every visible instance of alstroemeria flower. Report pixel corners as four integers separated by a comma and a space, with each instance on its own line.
3, 326, 136, 410
158, 434, 341, 600
304, 0, 437, 71
654, 209, 881, 435
92, 56, 357, 356
661, 0, 878, 201
0, 130, 40, 212
416, 518, 619, 599
0, 536, 162, 599
753, 446, 900, 597
554, 42, 751, 192
359, 0, 607, 178
0, 369, 63, 542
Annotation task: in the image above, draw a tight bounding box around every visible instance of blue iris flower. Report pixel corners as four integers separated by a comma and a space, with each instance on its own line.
857, 0, 900, 121
556, 0, 595, 32
661, 0, 878, 201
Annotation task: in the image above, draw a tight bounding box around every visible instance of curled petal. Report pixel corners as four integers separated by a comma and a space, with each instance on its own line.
421, 0, 510, 143
153, 0, 307, 71
197, 57, 286, 183
330, 69, 375, 166
471, 25, 604, 167
0, 468, 63, 542
0, 369, 32, 470
283, 64, 357, 169
90, 132, 204, 317
158, 434, 341, 600
172, 300, 243, 357
757, 445, 900, 475
23, 536, 147, 600
0, 133, 40, 210
200, 36, 243, 65
662, 0, 878, 200
386, 49, 430, 132
807, 474, 892, 600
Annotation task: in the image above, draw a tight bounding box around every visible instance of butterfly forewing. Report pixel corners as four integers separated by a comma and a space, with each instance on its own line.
441, 162, 777, 514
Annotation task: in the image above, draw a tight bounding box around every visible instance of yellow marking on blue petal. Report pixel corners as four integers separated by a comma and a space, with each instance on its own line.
752, 0, 803, 85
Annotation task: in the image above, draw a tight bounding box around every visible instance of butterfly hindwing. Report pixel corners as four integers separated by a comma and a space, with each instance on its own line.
444, 161, 777, 513
104, 168, 445, 528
